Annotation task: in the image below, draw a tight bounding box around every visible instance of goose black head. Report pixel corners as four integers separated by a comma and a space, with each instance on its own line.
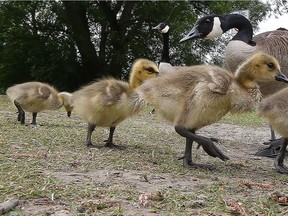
153, 22, 170, 34
180, 14, 223, 43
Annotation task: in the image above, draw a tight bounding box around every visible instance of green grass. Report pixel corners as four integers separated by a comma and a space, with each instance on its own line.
0, 95, 288, 215
221, 110, 267, 127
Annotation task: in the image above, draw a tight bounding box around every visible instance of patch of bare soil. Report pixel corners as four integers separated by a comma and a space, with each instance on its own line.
17, 121, 281, 216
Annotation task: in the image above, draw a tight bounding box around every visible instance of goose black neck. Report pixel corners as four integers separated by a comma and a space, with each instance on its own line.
221, 14, 254, 45
161, 31, 170, 63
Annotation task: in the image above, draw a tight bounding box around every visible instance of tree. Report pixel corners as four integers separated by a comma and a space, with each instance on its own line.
0, 1, 280, 92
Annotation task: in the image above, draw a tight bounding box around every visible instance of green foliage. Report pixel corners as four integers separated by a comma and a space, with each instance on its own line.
0, 1, 279, 91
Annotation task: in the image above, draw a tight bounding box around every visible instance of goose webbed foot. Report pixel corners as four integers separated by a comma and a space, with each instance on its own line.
104, 142, 126, 150
255, 137, 288, 158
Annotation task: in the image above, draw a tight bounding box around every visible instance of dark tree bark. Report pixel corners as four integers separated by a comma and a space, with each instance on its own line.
62, 1, 102, 83
98, 1, 136, 78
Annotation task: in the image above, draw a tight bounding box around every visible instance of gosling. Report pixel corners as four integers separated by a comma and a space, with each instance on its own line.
257, 87, 288, 174
137, 52, 288, 168
71, 58, 159, 149
6, 81, 73, 125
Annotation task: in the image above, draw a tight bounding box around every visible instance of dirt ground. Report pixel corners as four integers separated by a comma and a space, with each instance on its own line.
1, 95, 287, 215
15, 123, 286, 215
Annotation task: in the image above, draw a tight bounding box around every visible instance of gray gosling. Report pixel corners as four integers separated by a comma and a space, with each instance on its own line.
137, 52, 288, 169
257, 87, 288, 174
6, 81, 73, 125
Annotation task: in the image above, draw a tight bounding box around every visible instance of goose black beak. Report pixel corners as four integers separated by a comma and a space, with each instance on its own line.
179, 26, 202, 43
152, 23, 162, 30
275, 70, 288, 83
67, 111, 71, 117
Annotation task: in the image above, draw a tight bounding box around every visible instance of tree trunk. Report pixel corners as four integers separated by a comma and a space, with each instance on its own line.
62, 1, 101, 84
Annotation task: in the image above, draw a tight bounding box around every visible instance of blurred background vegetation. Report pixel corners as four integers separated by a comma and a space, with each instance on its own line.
0, 0, 286, 93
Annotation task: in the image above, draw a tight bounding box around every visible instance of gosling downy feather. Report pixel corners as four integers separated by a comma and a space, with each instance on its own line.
6, 81, 73, 125
257, 87, 288, 174
72, 58, 159, 149
137, 52, 288, 168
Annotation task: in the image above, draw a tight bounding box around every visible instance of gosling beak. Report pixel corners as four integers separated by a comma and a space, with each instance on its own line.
275, 70, 288, 83
179, 25, 202, 43
67, 111, 71, 117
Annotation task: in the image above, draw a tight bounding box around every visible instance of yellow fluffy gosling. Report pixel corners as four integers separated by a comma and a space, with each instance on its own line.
257, 87, 288, 174
72, 58, 159, 149
6, 82, 73, 125
137, 52, 288, 168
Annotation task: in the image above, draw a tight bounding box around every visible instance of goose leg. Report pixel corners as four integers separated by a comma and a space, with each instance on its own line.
274, 138, 288, 174
86, 123, 97, 148
31, 112, 37, 125
104, 127, 126, 150
14, 100, 25, 124
175, 125, 229, 162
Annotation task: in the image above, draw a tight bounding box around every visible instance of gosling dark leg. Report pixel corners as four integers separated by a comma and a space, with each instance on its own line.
14, 100, 25, 124
86, 123, 97, 148
270, 125, 276, 141
31, 112, 37, 125
175, 125, 229, 161
104, 127, 126, 150
274, 138, 288, 174
183, 137, 193, 167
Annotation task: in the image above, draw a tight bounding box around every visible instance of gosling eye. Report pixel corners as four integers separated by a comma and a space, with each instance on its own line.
267, 63, 275, 70
146, 67, 155, 74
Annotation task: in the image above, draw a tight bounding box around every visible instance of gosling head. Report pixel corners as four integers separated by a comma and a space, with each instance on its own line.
237, 52, 288, 83
153, 22, 170, 34
180, 14, 222, 43
58, 92, 74, 117
129, 59, 159, 89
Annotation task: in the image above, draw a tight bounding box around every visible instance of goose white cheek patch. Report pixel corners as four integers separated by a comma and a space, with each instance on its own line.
206, 17, 223, 39
161, 25, 170, 34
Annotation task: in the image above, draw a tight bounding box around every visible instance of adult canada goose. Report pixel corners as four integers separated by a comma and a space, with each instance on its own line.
71, 58, 159, 149
6, 82, 73, 125
257, 87, 288, 174
153, 22, 182, 75
137, 52, 288, 168
179, 13, 288, 156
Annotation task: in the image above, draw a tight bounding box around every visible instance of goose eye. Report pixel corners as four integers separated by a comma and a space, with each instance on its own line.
267, 63, 275, 70
146, 67, 155, 73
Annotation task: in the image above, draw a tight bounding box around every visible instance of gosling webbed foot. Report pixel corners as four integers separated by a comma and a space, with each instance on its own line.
255, 138, 287, 158
86, 142, 98, 148
274, 158, 288, 174
183, 158, 213, 170
198, 138, 229, 161
104, 142, 126, 150
273, 138, 288, 174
